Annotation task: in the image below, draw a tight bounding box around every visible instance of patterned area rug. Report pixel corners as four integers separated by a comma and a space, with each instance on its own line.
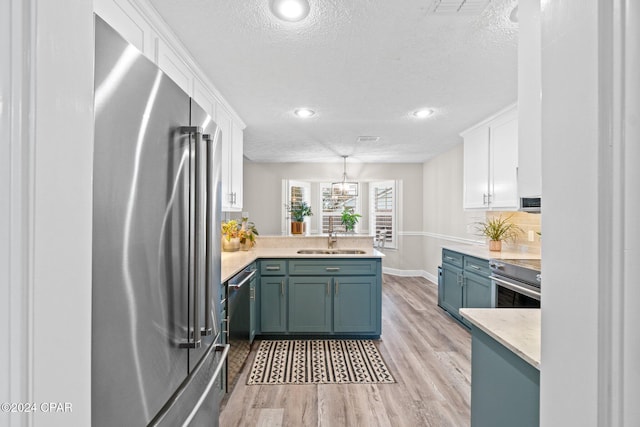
247, 339, 395, 385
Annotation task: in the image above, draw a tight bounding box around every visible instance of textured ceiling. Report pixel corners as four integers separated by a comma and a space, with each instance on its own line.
148, 0, 518, 163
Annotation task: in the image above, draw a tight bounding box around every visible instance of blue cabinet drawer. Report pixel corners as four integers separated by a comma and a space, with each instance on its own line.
289, 259, 378, 276
464, 256, 490, 277
442, 249, 464, 268
259, 260, 287, 275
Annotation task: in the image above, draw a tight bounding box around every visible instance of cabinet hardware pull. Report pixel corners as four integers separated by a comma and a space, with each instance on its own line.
470, 265, 481, 270
335, 280, 339, 295
266, 265, 280, 271
327, 281, 330, 296
325, 267, 340, 272
280, 280, 284, 296
483, 193, 487, 205
445, 256, 455, 261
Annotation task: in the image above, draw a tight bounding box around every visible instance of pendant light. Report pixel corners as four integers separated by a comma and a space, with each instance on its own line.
331, 156, 358, 198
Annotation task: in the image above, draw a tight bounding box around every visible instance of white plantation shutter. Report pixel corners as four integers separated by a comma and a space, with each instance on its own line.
319, 183, 359, 233
369, 181, 396, 248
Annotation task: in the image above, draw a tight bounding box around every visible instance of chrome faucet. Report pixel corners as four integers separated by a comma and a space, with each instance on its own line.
328, 216, 338, 249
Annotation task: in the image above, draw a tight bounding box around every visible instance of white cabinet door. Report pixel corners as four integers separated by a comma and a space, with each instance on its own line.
217, 105, 234, 210
462, 106, 519, 211
218, 105, 244, 211
156, 38, 192, 95
489, 110, 519, 209
463, 126, 490, 209
94, 0, 155, 59
230, 120, 244, 210
192, 77, 216, 119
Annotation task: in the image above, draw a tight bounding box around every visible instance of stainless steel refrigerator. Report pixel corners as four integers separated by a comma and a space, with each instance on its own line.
92, 16, 228, 426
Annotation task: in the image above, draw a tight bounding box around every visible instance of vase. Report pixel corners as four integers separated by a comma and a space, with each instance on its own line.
222, 237, 240, 252
489, 240, 502, 252
240, 241, 252, 251
291, 222, 305, 235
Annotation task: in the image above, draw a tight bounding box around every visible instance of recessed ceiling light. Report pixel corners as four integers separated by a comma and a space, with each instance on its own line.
509, 6, 519, 23
412, 108, 434, 118
294, 108, 315, 118
270, 0, 311, 22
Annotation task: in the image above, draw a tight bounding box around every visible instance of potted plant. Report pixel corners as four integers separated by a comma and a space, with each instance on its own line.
288, 201, 313, 235
238, 217, 259, 251
475, 215, 523, 251
340, 207, 361, 233
221, 219, 241, 252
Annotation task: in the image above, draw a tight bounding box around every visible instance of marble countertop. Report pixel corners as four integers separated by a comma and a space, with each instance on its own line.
443, 243, 541, 261
459, 308, 541, 369
221, 236, 383, 282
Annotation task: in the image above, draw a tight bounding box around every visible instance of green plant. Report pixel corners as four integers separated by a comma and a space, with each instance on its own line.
340, 207, 362, 232
221, 219, 240, 241
475, 215, 523, 243
288, 201, 313, 222
239, 217, 259, 247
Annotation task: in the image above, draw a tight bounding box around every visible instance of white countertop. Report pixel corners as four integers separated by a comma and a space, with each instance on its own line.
221, 236, 383, 282
459, 308, 541, 369
443, 243, 541, 261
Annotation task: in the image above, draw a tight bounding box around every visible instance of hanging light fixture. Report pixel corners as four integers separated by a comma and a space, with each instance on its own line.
331, 156, 358, 199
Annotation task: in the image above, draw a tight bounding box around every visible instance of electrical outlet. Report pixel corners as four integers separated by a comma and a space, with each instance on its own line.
528, 230, 535, 242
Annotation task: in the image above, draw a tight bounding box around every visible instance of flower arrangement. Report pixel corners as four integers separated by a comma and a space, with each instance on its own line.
238, 217, 259, 249
221, 219, 240, 241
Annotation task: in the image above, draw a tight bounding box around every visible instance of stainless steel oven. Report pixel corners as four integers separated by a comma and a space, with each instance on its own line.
489, 259, 541, 308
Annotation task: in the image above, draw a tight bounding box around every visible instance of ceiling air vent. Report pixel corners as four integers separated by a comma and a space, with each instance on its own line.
428, 0, 492, 15
356, 136, 380, 143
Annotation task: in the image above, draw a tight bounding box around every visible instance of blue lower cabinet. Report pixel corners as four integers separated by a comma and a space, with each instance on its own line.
334, 276, 377, 333
441, 263, 464, 321
257, 258, 382, 336
471, 327, 540, 427
288, 277, 332, 332
259, 276, 287, 333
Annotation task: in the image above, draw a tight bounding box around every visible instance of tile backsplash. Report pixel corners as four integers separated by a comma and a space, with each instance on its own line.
484, 211, 541, 253
464, 211, 541, 253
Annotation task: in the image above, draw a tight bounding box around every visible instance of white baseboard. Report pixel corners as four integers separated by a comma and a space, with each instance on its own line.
382, 267, 437, 284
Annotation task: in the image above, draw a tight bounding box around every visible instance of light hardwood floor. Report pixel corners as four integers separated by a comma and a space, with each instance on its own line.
220, 274, 471, 427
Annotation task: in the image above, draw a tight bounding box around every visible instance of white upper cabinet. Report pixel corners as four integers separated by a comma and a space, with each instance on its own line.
462, 126, 490, 209
94, 0, 155, 59
217, 105, 244, 211
462, 105, 519, 211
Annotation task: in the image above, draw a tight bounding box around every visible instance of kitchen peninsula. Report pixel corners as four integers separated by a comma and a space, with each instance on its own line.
460, 308, 541, 427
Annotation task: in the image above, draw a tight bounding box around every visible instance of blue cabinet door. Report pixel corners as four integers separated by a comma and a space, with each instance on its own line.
259, 276, 286, 332
441, 263, 464, 320
288, 277, 332, 333
464, 270, 493, 309
334, 276, 378, 333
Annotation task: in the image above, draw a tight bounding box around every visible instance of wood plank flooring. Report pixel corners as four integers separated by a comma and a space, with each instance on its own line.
220, 274, 471, 427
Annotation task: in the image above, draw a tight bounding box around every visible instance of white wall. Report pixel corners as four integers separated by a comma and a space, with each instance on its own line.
539, 1, 602, 425
243, 161, 424, 273
2, 1, 94, 426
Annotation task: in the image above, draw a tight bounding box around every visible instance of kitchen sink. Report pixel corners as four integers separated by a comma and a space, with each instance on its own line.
296, 249, 367, 255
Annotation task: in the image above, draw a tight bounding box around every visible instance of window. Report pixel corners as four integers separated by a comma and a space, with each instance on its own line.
369, 180, 396, 248
282, 180, 311, 235
319, 183, 359, 233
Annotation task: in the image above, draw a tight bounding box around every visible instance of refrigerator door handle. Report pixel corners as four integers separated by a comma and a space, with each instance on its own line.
180, 126, 204, 349
201, 133, 213, 336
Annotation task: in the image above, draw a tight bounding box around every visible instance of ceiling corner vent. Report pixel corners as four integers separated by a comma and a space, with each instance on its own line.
356, 136, 380, 143
428, 0, 492, 15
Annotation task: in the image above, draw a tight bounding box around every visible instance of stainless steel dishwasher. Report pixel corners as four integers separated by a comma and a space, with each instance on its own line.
226, 265, 256, 389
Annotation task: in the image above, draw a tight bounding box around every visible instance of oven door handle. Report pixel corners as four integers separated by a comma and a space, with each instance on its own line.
490, 275, 541, 301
